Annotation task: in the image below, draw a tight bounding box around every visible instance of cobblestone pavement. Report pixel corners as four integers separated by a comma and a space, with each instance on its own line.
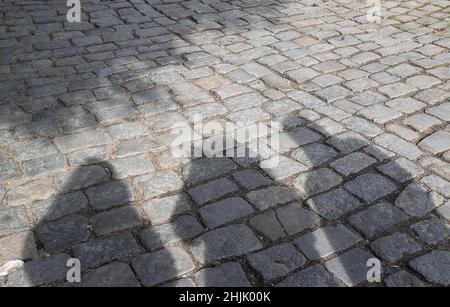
1, 0, 449, 287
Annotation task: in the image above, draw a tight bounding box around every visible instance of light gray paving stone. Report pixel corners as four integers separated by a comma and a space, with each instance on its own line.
315, 85, 351, 102
350, 90, 386, 106
295, 225, 361, 260
0, 206, 29, 237
247, 244, 306, 282
418, 131, 450, 154
23, 153, 66, 178
348, 203, 409, 238
342, 117, 383, 137
246, 186, 298, 211
141, 194, 191, 225
67, 147, 111, 166
404, 114, 442, 132
190, 224, 262, 264
110, 154, 154, 179
8, 182, 55, 207
54, 129, 111, 153
358, 105, 402, 124
278, 127, 322, 152
293, 168, 343, 198
395, 183, 444, 217
409, 251, 450, 285
370, 232, 422, 262
10, 138, 57, 161
0, 231, 38, 266
132, 247, 195, 286
410, 218, 450, 245
134, 170, 184, 200
421, 175, 450, 198
325, 248, 376, 286
199, 197, 254, 229
374, 133, 423, 160
276, 202, 319, 235
139, 215, 203, 250
115, 136, 161, 158
277, 264, 339, 287
307, 188, 362, 220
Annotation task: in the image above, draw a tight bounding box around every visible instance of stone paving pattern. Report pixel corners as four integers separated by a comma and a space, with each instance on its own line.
0, 0, 449, 287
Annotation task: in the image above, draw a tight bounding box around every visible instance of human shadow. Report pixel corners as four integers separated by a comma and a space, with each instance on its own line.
166, 116, 438, 287
2, 0, 444, 287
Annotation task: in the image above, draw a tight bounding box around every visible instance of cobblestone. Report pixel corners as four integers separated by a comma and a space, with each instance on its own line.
1, 0, 449, 287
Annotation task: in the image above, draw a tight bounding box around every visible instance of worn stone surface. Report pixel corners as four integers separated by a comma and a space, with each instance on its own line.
1, 0, 448, 287
247, 244, 306, 282
195, 262, 251, 287
325, 248, 375, 286
132, 247, 195, 286
295, 225, 361, 260
190, 224, 262, 264
369, 232, 422, 262
409, 251, 450, 285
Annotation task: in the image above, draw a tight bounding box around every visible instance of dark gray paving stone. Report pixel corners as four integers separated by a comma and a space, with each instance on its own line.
195, 262, 251, 287
139, 215, 203, 250
32, 191, 88, 223
369, 232, 422, 262
90, 206, 143, 236
409, 251, 450, 285
86, 181, 134, 210
199, 197, 254, 229
410, 218, 450, 245
0, 206, 29, 237
276, 203, 319, 235
190, 224, 262, 264
293, 168, 343, 198
277, 264, 340, 287
188, 178, 238, 206
384, 270, 427, 287
73, 232, 142, 269
37, 214, 90, 253
76, 262, 140, 287
132, 247, 194, 286
232, 169, 272, 190
307, 188, 362, 220
247, 244, 306, 282
395, 183, 444, 217
348, 203, 409, 238
344, 173, 396, 203
7, 254, 71, 287
249, 210, 286, 241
